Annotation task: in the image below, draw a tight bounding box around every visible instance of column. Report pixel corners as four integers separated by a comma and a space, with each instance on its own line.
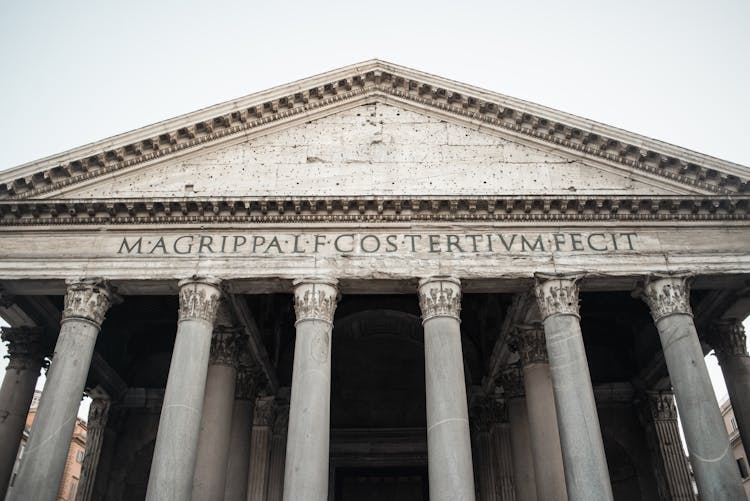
490, 417, 516, 501
8, 279, 115, 501
501, 364, 536, 501
709, 319, 750, 456
418, 276, 476, 501
472, 400, 497, 501
246, 396, 274, 501
267, 399, 289, 501
0, 326, 47, 499
534, 274, 613, 501
513, 324, 568, 501
224, 362, 260, 501
283, 278, 339, 501
145, 277, 221, 501
76, 395, 111, 501
637, 391, 695, 501
638, 275, 745, 499
192, 320, 242, 501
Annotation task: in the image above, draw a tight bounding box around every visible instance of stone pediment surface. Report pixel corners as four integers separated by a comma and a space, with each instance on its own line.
47, 104, 687, 199
0, 60, 748, 201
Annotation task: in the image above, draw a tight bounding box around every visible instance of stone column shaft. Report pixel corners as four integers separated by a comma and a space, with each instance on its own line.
640, 276, 745, 500
513, 324, 568, 501
8, 279, 114, 501
76, 396, 111, 501
246, 396, 274, 501
283, 278, 338, 501
489, 420, 516, 501
502, 366, 536, 501
472, 416, 497, 501
419, 276, 476, 501
0, 326, 46, 499
223, 364, 259, 501
535, 275, 613, 501
711, 319, 750, 456
192, 324, 242, 501
639, 391, 695, 501
267, 402, 289, 501
145, 277, 221, 501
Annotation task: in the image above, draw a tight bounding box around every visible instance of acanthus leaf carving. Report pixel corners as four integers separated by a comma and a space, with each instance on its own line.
418, 276, 462, 322
1, 326, 49, 370
639, 275, 692, 322
293, 279, 339, 323
178, 277, 222, 324
509, 323, 548, 366
499, 364, 524, 399
62, 279, 115, 326
534, 274, 581, 320
710, 319, 748, 359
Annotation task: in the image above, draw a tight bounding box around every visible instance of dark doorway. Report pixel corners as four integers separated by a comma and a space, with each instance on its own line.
334, 466, 429, 501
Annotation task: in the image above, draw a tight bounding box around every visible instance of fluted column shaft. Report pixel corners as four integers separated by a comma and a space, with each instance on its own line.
246, 396, 274, 501
283, 278, 339, 501
8, 280, 114, 501
502, 365, 536, 501
267, 401, 289, 501
419, 276, 476, 501
710, 319, 750, 456
513, 324, 568, 501
223, 365, 260, 501
146, 277, 222, 501
639, 391, 695, 501
490, 420, 516, 501
0, 326, 46, 499
75, 395, 110, 501
192, 323, 244, 501
639, 275, 744, 500
472, 404, 497, 501
534, 275, 613, 501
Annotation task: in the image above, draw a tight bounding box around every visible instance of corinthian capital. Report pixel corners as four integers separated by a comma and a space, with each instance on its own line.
510, 323, 548, 366
209, 326, 243, 367
647, 391, 678, 421
1, 326, 48, 370
639, 275, 692, 322
293, 278, 339, 323
178, 277, 222, 323
499, 364, 524, 399
534, 274, 581, 320
418, 276, 462, 322
63, 279, 116, 326
710, 319, 748, 358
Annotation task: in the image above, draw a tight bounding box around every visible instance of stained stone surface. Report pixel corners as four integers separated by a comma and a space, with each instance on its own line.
60, 104, 674, 199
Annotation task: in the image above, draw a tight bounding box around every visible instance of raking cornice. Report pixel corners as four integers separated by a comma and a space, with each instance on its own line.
1, 60, 748, 199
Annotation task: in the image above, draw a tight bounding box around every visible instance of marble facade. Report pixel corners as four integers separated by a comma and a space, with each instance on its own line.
0, 60, 748, 500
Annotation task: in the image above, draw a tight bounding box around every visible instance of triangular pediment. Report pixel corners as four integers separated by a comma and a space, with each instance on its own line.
43, 103, 693, 198
1, 60, 747, 200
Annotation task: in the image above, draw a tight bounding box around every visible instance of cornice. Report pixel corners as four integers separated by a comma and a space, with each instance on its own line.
0, 61, 747, 199
0, 195, 747, 226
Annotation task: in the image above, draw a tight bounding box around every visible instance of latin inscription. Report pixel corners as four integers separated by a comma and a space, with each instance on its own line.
117, 232, 638, 256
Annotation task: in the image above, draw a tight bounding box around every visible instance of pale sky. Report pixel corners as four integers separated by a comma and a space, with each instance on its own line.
0, 1, 749, 419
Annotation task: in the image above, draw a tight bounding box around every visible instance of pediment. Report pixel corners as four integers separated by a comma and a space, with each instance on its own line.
1, 60, 748, 201
43, 103, 690, 199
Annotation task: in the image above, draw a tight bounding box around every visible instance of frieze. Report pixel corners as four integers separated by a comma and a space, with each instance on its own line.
534, 275, 581, 320
0, 196, 748, 226
1, 326, 48, 371
178, 277, 222, 324
63, 279, 115, 326
639, 275, 692, 322
418, 277, 462, 322
2, 65, 746, 199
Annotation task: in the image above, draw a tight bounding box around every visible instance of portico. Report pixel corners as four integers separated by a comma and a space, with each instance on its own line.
0, 60, 749, 501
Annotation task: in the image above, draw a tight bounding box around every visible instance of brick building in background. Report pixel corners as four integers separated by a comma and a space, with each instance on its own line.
7, 390, 87, 500
721, 398, 750, 499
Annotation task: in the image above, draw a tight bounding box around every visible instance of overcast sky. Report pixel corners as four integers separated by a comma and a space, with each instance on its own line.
0, 0, 749, 170
0, 2, 749, 419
